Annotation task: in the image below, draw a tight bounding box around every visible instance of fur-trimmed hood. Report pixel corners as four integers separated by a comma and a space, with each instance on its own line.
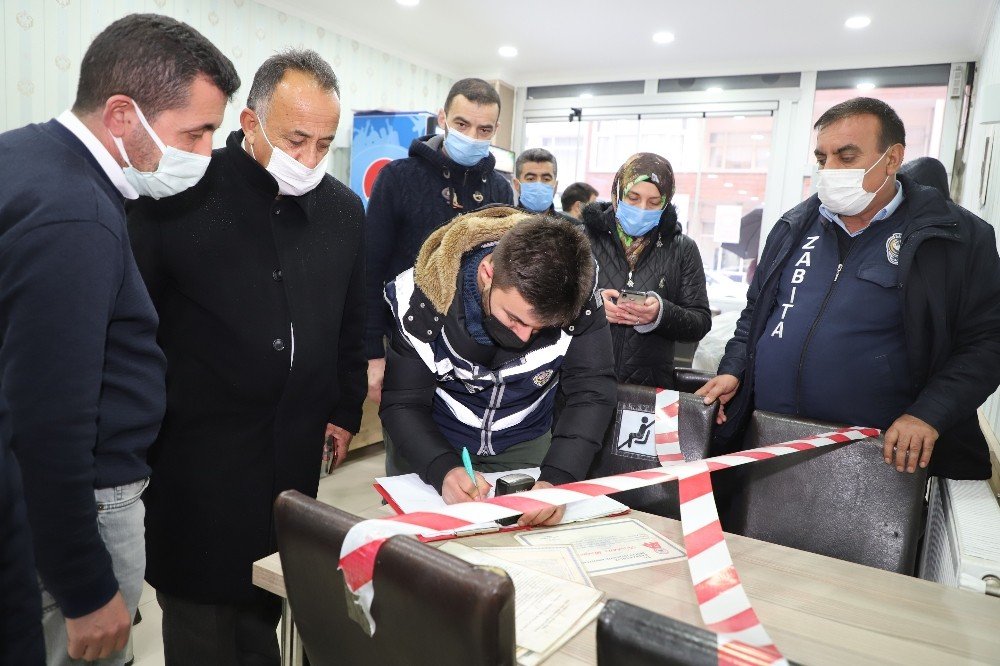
413, 205, 531, 314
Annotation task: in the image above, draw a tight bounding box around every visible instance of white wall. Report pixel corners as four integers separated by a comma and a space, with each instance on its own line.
0, 0, 454, 182
959, 3, 1000, 440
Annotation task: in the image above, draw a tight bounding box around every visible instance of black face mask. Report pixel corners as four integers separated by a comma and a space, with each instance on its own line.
483, 285, 533, 351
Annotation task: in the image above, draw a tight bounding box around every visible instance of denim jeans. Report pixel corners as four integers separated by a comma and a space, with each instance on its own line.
40, 478, 148, 666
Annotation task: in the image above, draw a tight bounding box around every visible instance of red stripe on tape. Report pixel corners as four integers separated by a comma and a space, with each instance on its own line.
559, 481, 621, 497
707, 607, 762, 634
718, 641, 783, 666
663, 402, 680, 418
678, 471, 713, 503
684, 520, 724, 558
620, 470, 675, 480
655, 430, 680, 443
490, 494, 551, 514
735, 451, 777, 461
340, 538, 386, 589
693, 567, 741, 606
386, 511, 473, 531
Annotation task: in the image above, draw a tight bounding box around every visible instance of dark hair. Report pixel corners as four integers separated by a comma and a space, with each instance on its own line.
561, 182, 599, 211
814, 96, 906, 150
515, 148, 557, 179
73, 14, 239, 118
247, 49, 340, 122
444, 78, 502, 113
492, 216, 595, 327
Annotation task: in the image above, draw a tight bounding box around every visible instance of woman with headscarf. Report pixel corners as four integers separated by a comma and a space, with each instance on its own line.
581, 152, 711, 388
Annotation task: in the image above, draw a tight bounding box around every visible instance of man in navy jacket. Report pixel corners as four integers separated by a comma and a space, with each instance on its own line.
364, 78, 513, 404
698, 98, 1000, 481
0, 14, 238, 664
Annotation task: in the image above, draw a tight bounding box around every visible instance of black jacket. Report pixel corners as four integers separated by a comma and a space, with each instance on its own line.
716, 175, 1000, 479
364, 134, 513, 358
128, 131, 368, 602
582, 202, 712, 388
379, 207, 617, 491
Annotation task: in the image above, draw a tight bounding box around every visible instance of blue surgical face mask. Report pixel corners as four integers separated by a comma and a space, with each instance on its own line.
616, 200, 663, 237
517, 181, 554, 212
444, 125, 492, 167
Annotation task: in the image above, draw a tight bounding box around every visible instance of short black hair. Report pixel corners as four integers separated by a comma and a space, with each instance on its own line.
444, 78, 502, 113
247, 49, 340, 122
492, 216, 595, 328
515, 148, 557, 179
73, 13, 239, 118
561, 182, 599, 211
814, 96, 906, 150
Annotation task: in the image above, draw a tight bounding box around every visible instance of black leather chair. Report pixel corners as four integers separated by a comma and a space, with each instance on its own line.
597, 600, 801, 666
587, 379, 718, 518
673, 368, 714, 395
732, 411, 928, 574
273, 491, 516, 666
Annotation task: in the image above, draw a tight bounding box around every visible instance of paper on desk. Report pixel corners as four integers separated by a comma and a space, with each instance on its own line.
438, 542, 603, 656
476, 545, 594, 587
374, 468, 628, 536
515, 602, 603, 666
514, 517, 685, 576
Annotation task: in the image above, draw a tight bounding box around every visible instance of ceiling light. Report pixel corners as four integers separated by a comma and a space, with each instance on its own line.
396, 0, 419, 6
707, 86, 723, 94
845, 16, 871, 29
498, 45, 518, 58
738, 189, 748, 195
579, 92, 593, 99
706, 174, 718, 179
652, 31, 675, 45
750, 134, 765, 141
751, 196, 760, 201
723, 182, 734, 188
856, 81, 876, 91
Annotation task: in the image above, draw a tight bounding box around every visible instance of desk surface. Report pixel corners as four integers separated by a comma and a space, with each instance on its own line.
253, 510, 1000, 666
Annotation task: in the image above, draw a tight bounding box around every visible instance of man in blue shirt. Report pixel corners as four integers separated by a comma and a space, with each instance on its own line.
698, 97, 1000, 481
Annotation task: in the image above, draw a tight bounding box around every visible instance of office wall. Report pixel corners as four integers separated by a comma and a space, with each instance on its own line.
960, 2, 1000, 441
0, 0, 453, 182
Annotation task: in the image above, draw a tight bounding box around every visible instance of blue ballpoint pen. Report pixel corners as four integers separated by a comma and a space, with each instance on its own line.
460, 447, 479, 499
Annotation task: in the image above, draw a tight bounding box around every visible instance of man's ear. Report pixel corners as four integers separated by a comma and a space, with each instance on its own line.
478, 255, 495, 286
102, 95, 136, 139
512, 178, 522, 195
239, 108, 259, 146
888, 143, 905, 173
437, 108, 447, 131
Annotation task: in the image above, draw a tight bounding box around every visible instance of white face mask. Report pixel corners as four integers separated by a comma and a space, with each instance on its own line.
111, 100, 211, 200
252, 114, 329, 197
815, 148, 892, 216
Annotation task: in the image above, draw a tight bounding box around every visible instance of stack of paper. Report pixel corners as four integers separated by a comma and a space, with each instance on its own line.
438, 543, 603, 666
374, 467, 629, 539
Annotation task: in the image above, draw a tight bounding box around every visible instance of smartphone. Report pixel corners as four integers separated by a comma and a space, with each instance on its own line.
495, 473, 535, 526
617, 289, 647, 305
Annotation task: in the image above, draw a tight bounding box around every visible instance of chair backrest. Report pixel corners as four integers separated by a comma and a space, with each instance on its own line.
673, 369, 714, 394
587, 381, 717, 518
597, 600, 802, 666
733, 411, 927, 574
273, 491, 516, 666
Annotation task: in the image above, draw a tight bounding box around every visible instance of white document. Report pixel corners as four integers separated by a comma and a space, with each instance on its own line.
438, 542, 604, 657
475, 545, 594, 587
374, 468, 628, 535
515, 517, 686, 576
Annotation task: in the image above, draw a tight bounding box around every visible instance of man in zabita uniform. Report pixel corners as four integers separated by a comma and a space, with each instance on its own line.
380, 206, 616, 526
698, 97, 1000, 481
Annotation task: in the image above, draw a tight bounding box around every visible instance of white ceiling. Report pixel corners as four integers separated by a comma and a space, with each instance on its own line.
260, 0, 995, 87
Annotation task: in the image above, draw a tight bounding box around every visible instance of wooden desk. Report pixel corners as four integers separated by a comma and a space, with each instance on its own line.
254, 510, 1000, 665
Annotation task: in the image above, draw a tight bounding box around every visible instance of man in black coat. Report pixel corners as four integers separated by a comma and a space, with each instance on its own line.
698, 98, 1000, 481
128, 50, 367, 664
0, 14, 238, 664
364, 78, 513, 404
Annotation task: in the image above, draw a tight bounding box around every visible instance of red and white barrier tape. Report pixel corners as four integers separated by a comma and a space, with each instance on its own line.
338, 389, 879, 664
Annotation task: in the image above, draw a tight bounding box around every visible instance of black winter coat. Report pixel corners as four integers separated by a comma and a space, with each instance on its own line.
581, 202, 712, 388
127, 131, 368, 602
716, 175, 1000, 480
364, 134, 513, 358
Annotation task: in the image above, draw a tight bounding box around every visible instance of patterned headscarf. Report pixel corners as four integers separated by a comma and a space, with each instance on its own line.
611, 152, 676, 210
611, 152, 676, 266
